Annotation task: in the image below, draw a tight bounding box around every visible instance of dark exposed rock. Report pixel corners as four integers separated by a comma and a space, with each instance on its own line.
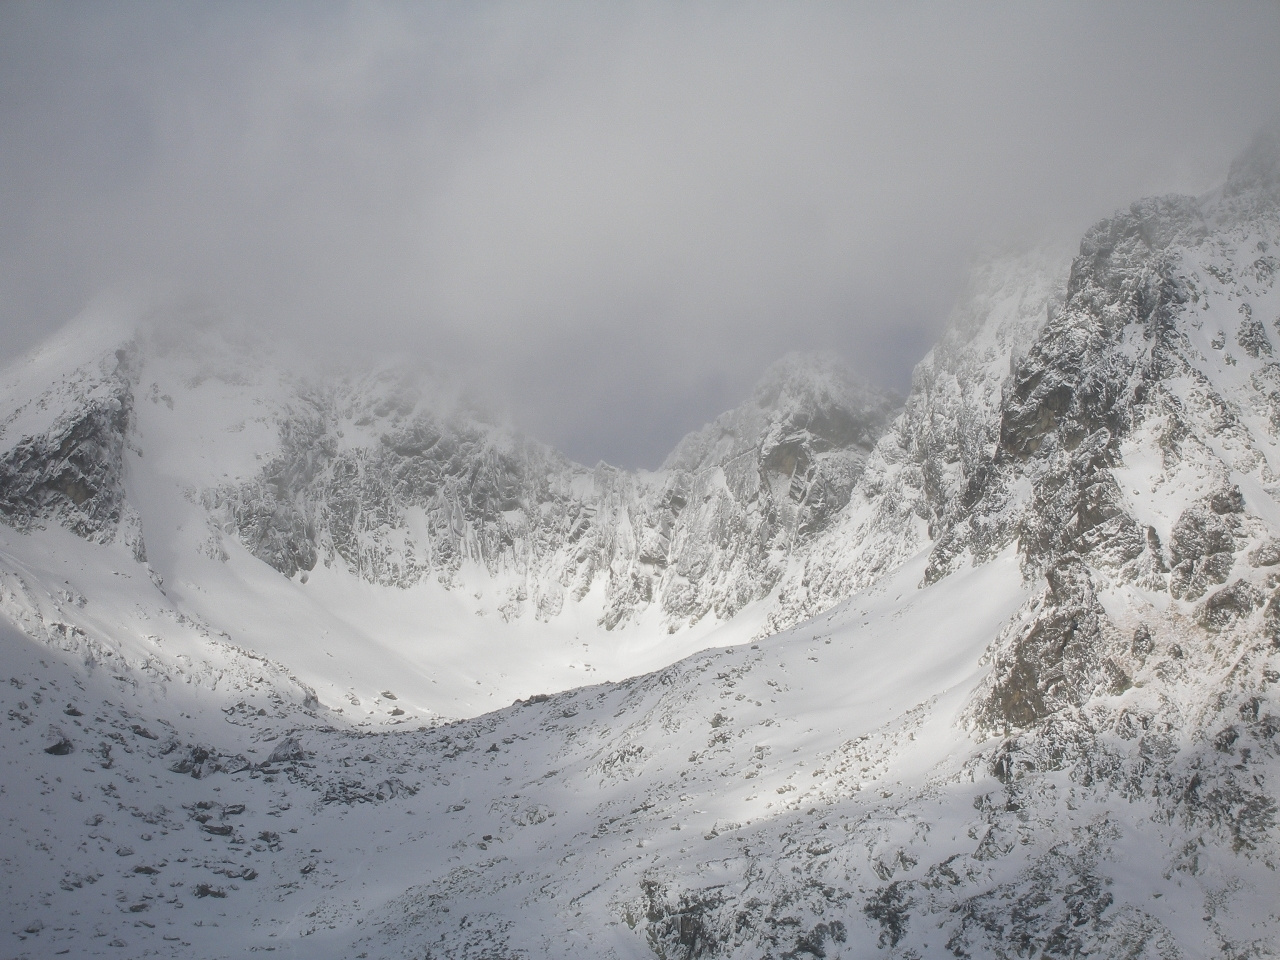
1170, 501, 1239, 600
168, 744, 247, 779
945, 827, 1126, 960
977, 562, 1129, 733
1131, 623, 1153, 659
1248, 537, 1280, 567
321, 775, 418, 805
640, 879, 729, 960
267, 736, 307, 764
0, 357, 139, 555
1236, 303, 1273, 358
1208, 485, 1246, 516
782, 921, 846, 960
863, 880, 911, 949
1199, 579, 1266, 631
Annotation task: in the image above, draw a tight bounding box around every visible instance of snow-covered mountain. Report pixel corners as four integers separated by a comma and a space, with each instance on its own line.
0, 313, 901, 720
3, 130, 1280, 959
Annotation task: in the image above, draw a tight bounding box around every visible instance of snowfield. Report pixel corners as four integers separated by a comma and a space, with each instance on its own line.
0, 543, 1026, 959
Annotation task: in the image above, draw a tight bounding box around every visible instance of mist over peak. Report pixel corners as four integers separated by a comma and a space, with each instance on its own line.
1225, 123, 1280, 200
2, 3, 1279, 468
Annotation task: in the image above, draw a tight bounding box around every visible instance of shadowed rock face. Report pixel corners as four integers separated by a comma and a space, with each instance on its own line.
1169, 497, 1242, 601
0, 394, 130, 532
951, 199, 1201, 730
0, 347, 144, 560
984, 560, 1130, 733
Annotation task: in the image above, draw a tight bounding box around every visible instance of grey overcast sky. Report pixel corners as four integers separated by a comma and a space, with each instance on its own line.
2, 2, 1279, 467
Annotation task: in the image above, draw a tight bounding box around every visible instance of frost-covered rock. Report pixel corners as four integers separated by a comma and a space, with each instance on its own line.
199, 352, 899, 632
925, 129, 1280, 735
764, 248, 1068, 633
0, 343, 146, 561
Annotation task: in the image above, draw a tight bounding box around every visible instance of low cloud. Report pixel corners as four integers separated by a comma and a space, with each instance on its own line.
3, 3, 1278, 465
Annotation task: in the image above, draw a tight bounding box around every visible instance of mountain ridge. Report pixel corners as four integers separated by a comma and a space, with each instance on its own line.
0, 329, 906, 639
3, 132, 1280, 959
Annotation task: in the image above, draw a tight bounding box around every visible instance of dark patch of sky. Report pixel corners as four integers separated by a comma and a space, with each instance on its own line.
2, 2, 1278, 467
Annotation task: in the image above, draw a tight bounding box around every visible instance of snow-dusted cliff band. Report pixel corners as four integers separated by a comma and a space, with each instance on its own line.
2, 324, 903, 635
3, 130, 1280, 959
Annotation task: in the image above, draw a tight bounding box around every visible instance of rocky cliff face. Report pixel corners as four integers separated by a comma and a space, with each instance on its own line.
194, 353, 900, 633
0, 341, 146, 561
934, 149, 1280, 735
639, 353, 900, 629
761, 250, 1067, 633
0, 332, 903, 635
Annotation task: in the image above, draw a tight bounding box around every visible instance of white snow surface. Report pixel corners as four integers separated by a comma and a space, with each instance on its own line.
0, 541, 1028, 959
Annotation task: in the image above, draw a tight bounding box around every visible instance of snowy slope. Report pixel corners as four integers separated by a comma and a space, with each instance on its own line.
4, 131, 1280, 959
0, 316, 909, 721
0, 545, 1032, 960
0, 322, 905, 723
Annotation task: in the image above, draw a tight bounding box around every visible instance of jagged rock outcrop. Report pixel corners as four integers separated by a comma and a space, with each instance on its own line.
203, 354, 900, 632
922, 130, 1280, 735
763, 250, 1068, 633
0, 343, 145, 561
637, 354, 899, 628
0, 327, 902, 635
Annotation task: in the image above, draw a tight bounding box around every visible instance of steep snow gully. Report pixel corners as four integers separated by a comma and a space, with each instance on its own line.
4, 132, 1280, 958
